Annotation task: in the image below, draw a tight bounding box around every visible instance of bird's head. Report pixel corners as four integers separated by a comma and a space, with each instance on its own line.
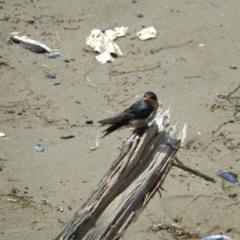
142, 91, 160, 109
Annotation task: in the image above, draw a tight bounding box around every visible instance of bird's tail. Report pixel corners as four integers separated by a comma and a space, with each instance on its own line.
100, 124, 122, 138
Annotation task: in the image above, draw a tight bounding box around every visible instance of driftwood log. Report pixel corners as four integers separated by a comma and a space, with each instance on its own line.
55, 108, 215, 240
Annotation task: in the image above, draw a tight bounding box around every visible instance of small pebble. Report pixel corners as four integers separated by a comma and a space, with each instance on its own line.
45, 74, 56, 79
218, 171, 239, 184
229, 65, 237, 70
35, 144, 44, 152
85, 120, 93, 124
46, 52, 62, 58
137, 13, 143, 18
68, 206, 72, 210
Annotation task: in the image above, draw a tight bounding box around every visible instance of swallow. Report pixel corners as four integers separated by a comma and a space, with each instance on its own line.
98, 91, 159, 138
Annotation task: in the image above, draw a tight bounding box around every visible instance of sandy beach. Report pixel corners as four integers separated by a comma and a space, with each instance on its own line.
1, 1, 240, 239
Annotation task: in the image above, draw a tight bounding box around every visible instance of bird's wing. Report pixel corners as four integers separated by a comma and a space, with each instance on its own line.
98, 101, 153, 125
126, 100, 154, 120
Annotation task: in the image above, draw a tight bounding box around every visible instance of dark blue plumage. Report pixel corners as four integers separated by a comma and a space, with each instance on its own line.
98, 92, 159, 138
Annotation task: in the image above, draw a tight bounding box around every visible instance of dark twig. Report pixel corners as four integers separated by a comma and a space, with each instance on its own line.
185, 75, 201, 79
109, 63, 161, 76
64, 26, 80, 30
226, 82, 240, 101
173, 157, 216, 183
154, 39, 193, 53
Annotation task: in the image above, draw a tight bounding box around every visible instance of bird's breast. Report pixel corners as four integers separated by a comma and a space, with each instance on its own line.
129, 108, 157, 128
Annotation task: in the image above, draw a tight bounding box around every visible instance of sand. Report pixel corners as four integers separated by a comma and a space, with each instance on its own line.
1, 0, 240, 239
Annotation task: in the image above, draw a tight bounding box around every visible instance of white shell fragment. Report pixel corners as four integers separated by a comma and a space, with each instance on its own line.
86, 29, 105, 53
105, 40, 122, 56
95, 52, 115, 64
86, 26, 128, 64
86, 29, 123, 55
114, 27, 129, 38
10, 32, 21, 35
201, 235, 232, 240
105, 26, 129, 40
0, 132, 6, 137
11, 35, 59, 53
137, 27, 157, 40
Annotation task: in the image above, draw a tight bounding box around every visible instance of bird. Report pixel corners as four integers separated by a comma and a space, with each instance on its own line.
98, 91, 159, 138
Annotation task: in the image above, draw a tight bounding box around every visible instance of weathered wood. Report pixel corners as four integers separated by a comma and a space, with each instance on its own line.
54, 109, 187, 240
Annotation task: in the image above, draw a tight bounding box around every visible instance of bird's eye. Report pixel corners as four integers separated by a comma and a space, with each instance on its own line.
149, 95, 157, 100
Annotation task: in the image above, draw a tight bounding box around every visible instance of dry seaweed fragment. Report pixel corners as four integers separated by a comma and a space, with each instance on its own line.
148, 223, 200, 239
210, 82, 240, 134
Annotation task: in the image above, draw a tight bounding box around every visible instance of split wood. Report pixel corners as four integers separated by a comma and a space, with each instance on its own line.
55, 109, 215, 240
